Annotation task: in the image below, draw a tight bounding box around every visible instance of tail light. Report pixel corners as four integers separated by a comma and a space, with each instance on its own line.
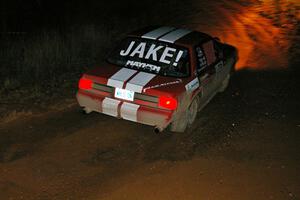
79, 78, 92, 90
158, 96, 178, 110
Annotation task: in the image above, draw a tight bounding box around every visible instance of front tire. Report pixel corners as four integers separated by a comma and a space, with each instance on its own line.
219, 74, 230, 93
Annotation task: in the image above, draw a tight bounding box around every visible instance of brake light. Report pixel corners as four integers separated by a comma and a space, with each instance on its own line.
158, 96, 178, 110
79, 78, 92, 90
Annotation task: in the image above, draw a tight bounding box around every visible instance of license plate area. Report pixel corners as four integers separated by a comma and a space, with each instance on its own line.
114, 88, 134, 101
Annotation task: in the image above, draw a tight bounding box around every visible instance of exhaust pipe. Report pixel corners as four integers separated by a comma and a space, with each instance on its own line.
154, 127, 163, 134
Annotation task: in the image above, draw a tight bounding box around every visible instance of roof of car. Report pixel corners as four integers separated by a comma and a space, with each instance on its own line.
128, 26, 213, 47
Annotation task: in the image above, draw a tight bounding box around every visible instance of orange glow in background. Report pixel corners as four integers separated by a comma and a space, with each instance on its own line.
187, 0, 299, 70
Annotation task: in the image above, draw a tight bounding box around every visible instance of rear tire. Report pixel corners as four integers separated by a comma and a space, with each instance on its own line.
170, 96, 200, 133
169, 113, 188, 133
83, 107, 92, 114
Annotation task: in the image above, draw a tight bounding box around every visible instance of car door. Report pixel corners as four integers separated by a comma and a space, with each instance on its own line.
195, 40, 218, 103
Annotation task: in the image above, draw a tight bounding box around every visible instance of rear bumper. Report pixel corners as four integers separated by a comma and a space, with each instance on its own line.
77, 90, 173, 130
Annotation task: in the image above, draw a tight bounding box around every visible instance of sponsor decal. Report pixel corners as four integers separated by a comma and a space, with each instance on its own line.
125, 60, 160, 73
143, 79, 182, 92
119, 41, 184, 72
196, 47, 207, 72
215, 61, 224, 72
185, 78, 200, 92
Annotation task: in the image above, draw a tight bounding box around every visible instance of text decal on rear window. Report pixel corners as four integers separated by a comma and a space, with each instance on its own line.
119, 41, 184, 68
107, 38, 190, 78
125, 60, 161, 73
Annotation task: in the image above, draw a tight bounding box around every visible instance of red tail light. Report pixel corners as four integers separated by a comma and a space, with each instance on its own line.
158, 96, 178, 110
79, 78, 92, 90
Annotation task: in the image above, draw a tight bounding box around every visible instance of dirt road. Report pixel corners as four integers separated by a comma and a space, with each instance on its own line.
0, 0, 299, 199
1, 68, 299, 200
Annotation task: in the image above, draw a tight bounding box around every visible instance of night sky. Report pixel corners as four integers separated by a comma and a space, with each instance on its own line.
1, 0, 183, 32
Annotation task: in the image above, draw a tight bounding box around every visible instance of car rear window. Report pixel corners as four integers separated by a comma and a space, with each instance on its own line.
107, 37, 190, 78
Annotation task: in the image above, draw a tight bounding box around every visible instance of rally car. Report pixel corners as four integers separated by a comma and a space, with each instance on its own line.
77, 26, 238, 132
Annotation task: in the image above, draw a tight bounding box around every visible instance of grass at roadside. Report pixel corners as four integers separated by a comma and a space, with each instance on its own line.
0, 0, 191, 120
0, 25, 122, 121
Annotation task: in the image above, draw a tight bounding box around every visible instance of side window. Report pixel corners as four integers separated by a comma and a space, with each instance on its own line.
195, 46, 207, 73
202, 40, 217, 66
195, 40, 222, 74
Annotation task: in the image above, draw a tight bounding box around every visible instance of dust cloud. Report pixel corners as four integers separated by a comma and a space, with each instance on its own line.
186, 0, 299, 70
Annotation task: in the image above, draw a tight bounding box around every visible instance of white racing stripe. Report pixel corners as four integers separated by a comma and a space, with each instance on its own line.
107, 68, 137, 88
159, 29, 192, 43
142, 27, 175, 40
125, 72, 156, 93
102, 97, 121, 117
120, 102, 140, 122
